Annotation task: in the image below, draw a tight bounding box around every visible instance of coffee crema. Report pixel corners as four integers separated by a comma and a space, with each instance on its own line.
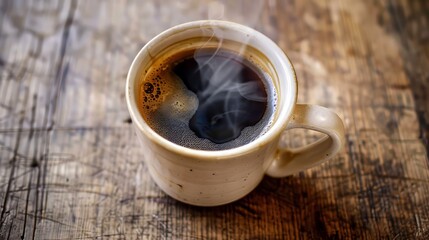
137, 39, 277, 150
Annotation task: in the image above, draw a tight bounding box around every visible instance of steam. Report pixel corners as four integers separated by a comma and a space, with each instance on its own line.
208, 1, 225, 20
207, 1, 265, 27
173, 40, 268, 143
170, 1, 271, 144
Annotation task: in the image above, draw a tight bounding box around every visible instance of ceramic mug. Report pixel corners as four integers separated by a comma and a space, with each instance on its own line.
126, 20, 345, 206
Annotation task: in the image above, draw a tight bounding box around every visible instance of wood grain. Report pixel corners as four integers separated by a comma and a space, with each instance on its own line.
0, 0, 428, 239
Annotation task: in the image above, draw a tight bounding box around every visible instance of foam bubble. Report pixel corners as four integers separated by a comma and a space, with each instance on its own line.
157, 74, 198, 123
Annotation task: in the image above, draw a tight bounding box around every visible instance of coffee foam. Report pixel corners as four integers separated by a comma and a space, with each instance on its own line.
137, 40, 277, 150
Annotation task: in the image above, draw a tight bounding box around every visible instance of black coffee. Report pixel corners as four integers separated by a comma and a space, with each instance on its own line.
173, 50, 267, 144
138, 46, 275, 150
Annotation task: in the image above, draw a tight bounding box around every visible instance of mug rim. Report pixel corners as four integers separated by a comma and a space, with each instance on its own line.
126, 20, 297, 159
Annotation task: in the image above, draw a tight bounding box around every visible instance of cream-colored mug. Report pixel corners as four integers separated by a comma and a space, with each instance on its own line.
126, 20, 345, 206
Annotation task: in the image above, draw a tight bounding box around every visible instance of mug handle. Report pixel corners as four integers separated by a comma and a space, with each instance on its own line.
266, 104, 345, 177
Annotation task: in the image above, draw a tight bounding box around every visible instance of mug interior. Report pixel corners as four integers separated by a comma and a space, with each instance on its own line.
126, 20, 297, 158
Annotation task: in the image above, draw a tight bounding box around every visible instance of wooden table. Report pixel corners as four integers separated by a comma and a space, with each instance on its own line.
1, 0, 428, 239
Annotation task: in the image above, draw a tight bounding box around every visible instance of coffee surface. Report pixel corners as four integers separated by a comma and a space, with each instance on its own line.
173, 50, 267, 144
138, 46, 275, 150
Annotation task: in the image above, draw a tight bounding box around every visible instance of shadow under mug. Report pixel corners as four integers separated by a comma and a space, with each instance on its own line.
126, 20, 345, 206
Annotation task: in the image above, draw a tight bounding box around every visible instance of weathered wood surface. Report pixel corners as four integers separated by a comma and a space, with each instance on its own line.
0, 0, 428, 239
